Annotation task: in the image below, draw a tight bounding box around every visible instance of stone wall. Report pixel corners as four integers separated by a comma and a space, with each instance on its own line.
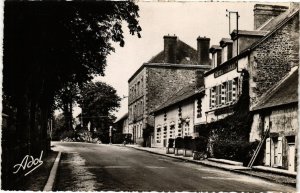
249, 13, 299, 106
145, 67, 197, 127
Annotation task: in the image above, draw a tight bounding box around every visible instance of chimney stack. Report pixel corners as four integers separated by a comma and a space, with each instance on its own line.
254, 4, 288, 30
197, 36, 210, 65
163, 35, 177, 63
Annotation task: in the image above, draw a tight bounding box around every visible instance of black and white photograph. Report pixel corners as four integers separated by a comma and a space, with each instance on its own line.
1, 0, 299, 191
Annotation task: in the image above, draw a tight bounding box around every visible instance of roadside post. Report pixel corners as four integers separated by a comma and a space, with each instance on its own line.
109, 126, 112, 144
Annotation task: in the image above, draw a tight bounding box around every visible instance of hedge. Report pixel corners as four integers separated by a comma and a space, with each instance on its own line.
212, 139, 259, 164
192, 136, 208, 152
183, 136, 193, 150
168, 138, 174, 148
175, 137, 184, 148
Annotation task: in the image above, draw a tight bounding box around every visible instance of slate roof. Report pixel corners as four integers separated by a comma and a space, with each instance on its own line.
252, 68, 298, 111
114, 112, 128, 124
205, 7, 299, 77
148, 39, 198, 65
260, 6, 295, 31
152, 84, 204, 114
230, 30, 268, 38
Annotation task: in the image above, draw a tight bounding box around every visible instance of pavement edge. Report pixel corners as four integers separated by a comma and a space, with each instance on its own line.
43, 151, 62, 191
123, 145, 296, 188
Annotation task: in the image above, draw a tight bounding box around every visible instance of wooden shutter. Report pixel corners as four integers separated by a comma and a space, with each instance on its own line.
277, 137, 283, 166
265, 138, 271, 166
211, 88, 215, 108
221, 84, 226, 105
232, 79, 237, 101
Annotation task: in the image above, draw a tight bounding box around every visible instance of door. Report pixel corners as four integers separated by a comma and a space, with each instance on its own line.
265, 138, 271, 166
288, 144, 295, 172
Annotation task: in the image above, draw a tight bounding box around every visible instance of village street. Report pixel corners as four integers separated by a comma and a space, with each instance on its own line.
52, 142, 296, 192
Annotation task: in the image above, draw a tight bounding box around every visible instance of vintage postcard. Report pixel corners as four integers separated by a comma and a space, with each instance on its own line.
1, 0, 298, 191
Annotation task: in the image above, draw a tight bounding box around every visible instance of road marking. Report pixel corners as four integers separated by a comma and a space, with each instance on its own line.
145, 166, 166, 169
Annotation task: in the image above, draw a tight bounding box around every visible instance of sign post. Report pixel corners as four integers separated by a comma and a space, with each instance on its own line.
109, 126, 112, 144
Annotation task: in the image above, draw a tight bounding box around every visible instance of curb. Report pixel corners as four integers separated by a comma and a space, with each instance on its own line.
43, 151, 62, 191
123, 145, 296, 188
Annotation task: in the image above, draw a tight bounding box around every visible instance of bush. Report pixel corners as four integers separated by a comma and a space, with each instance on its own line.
174, 137, 184, 148
192, 136, 208, 152
168, 138, 174, 148
60, 129, 75, 140
212, 140, 260, 164
183, 136, 193, 150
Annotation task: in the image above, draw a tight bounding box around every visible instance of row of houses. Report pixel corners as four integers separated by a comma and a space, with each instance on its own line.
115, 3, 299, 172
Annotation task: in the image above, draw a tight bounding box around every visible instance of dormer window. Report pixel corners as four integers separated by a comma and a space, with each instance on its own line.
220, 38, 233, 63
209, 45, 222, 68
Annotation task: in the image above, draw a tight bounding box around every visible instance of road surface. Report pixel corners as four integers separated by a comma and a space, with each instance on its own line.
52, 142, 296, 192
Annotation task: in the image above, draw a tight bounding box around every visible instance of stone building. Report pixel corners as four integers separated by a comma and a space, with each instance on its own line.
152, 84, 204, 147
250, 68, 298, 172
198, 3, 299, 169
128, 35, 211, 146
199, 4, 298, 126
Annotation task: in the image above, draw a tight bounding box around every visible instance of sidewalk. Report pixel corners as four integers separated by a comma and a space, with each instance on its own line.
120, 144, 297, 187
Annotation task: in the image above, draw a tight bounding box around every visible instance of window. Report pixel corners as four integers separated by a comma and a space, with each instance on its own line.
184, 123, 189, 136
169, 125, 175, 138
226, 80, 233, 103
163, 126, 167, 139
137, 81, 140, 96
215, 85, 222, 106
156, 127, 161, 143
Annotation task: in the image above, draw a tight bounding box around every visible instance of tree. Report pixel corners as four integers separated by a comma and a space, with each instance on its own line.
3, 2, 141, 188
79, 81, 121, 143
55, 82, 81, 130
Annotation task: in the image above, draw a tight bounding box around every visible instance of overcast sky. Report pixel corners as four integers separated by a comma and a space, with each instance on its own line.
77, 1, 290, 120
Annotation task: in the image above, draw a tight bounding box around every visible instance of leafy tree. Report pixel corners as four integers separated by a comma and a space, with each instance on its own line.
2, 2, 141, 186
55, 82, 81, 130
79, 81, 120, 142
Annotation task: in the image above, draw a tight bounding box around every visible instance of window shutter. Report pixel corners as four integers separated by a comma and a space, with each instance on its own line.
265, 138, 271, 166
221, 84, 225, 105
211, 88, 215, 108
277, 137, 283, 166
232, 79, 237, 101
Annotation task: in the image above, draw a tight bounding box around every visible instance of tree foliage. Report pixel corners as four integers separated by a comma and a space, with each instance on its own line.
3, 1, 141, 159
79, 81, 121, 142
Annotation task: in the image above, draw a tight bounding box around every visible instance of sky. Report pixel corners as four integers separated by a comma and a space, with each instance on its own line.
76, 1, 290, 120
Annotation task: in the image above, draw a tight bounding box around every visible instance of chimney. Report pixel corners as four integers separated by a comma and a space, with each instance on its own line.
254, 4, 288, 30
197, 36, 210, 65
163, 35, 177, 63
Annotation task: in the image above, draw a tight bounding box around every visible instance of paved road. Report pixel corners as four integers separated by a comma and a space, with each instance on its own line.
52, 142, 296, 192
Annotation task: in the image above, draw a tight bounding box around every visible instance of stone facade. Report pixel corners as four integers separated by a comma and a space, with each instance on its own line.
250, 105, 298, 171
249, 13, 299, 106
153, 99, 195, 148
128, 64, 210, 146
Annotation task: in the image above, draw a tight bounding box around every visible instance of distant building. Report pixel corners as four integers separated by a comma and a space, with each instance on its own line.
152, 84, 204, 147
128, 35, 211, 146
114, 113, 131, 141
